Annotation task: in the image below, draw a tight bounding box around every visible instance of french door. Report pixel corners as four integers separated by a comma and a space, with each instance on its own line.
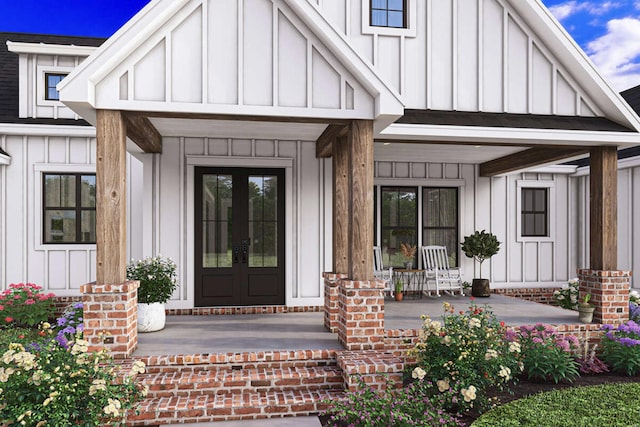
194, 167, 285, 306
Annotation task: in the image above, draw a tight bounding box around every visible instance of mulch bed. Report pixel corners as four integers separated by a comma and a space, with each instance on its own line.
319, 372, 640, 426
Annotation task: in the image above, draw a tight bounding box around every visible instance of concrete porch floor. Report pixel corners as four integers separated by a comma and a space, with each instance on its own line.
134, 294, 580, 356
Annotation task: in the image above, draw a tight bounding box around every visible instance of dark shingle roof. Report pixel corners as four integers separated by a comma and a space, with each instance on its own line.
0, 32, 105, 125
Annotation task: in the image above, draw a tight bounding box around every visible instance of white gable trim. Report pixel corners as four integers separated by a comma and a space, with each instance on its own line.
7, 41, 98, 57
0, 124, 95, 138
0, 152, 10, 166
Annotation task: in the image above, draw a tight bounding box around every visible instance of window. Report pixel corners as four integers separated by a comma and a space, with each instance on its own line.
44, 73, 67, 101
521, 188, 548, 237
371, 0, 406, 28
423, 188, 459, 266
43, 173, 96, 244
380, 187, 417, 267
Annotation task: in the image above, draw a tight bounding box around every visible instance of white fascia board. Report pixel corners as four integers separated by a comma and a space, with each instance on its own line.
284, 0, 405, 120
0, 153, 10, 166
0, 123, 95, 137
572, 154, 640, 177
6, 41, 98, 57
382, 123, 640, 147
516, 165, 578, 175
516, 0, 640, 132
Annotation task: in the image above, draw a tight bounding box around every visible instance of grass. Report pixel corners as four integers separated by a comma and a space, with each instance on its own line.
472, 383, 640, 427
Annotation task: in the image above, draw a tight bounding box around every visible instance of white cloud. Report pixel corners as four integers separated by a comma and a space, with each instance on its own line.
586, 17, 640, 90
549, 0, 623, 21
549, 1, 582, 20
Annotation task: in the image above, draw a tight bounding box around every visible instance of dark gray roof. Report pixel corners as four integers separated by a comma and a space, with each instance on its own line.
0, 33, 105, 126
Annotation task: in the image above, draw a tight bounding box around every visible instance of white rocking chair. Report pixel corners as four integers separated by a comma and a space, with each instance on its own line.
421, 245, 464, 297
373, 246, 394, 297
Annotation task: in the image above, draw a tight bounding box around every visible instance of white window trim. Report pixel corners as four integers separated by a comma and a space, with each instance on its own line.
36, 66, 73, 107
516, 180, 555, 243
33, 163, 96, 250
362, 0, 417, 37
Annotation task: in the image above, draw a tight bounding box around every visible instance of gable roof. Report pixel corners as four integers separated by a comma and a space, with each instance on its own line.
0, 32, 104, 126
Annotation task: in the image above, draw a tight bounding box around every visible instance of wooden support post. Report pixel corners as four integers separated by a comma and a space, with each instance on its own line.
347, 120, 374, 281
96, 109, 128, 285
333, 135, 349, 274
589, 146, 618, 271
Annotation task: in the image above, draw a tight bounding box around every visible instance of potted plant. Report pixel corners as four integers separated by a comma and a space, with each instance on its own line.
399, 242, 416, 270
578, 293, 595, 323
461, 230, 500, 297
127, 255, 177, 332
394, 279, 404, 301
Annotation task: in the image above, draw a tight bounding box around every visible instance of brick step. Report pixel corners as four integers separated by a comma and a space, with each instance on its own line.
141, 365, 345, 398
126, 389, 345, 426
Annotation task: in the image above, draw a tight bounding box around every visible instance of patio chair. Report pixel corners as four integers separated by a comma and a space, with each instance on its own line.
373, 246, 394, 297
421, 245, 464, 297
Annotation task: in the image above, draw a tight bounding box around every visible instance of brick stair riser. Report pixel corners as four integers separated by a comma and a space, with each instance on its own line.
138, 358, 336, 374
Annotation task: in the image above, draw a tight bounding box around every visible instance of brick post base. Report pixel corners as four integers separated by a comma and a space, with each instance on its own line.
578, 269, 631, 325
80, 280, 139, 359
337, 279, 385, 350
323, 273, 348, 332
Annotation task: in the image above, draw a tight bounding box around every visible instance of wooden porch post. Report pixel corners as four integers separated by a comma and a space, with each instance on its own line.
333, 135, 349, 274
589, 146, 617, 270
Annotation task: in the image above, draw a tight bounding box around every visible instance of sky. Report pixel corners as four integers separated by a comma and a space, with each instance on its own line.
0, 0, 639, 91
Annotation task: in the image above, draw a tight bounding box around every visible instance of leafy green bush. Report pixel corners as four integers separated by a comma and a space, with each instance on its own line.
0, 324, 147, 426
460, 231, 500, 278
127, 255, 178, 304
322, 375, 462, 427
553, 278, 579, 310
600, 320, 640, 375
471, 383, 640, 427
0, 283, 55, 328
514, 323, 579, 383
408, 300, 521, 413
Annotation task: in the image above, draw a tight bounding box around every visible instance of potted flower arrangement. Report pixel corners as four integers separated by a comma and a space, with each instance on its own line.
394, 279, 404, 301
577, 293, 595, 323
461, 230, 500, 297
399, 242, 416, 270
127, 255, 177, 332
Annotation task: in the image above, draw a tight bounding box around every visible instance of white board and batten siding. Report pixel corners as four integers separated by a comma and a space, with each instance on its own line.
312, 0, 599, 116
133, 137, 331, 309
375, 158, 577, 289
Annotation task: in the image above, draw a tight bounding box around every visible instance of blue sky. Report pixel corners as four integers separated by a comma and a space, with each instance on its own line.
1, 0, 639, 90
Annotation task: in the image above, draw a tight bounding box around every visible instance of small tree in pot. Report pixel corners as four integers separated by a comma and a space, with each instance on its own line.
461, 230, 500, 297
127, 255, 177, 332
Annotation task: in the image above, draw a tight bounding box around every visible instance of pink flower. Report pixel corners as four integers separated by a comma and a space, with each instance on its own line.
25, 299, 35, 305
14, 295, 20, 299
0, 305, 4, 311
4, 317, 13, 323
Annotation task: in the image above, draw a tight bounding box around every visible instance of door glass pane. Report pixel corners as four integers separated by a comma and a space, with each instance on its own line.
81, 211, 96, 243
423, 188, 458, 266
249, 175, 278, 267
202, 175, 232, 268
45, 210, 76, 242
380, 187, 417, 267
80, 175, 96, 207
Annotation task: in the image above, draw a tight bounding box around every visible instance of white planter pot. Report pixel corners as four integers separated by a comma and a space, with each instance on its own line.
137, 302, 166, 333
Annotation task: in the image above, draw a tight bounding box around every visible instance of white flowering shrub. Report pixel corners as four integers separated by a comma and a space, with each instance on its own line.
0, 324, 147, 426
553, 278, 579, 310
127, 255, 178, 304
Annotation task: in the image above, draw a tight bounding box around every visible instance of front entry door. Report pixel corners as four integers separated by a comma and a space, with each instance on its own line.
194, 167, 285, 306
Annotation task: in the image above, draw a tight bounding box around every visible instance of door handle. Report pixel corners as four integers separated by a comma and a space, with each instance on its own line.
233, 247, 240, 264
241, 246, 248, 264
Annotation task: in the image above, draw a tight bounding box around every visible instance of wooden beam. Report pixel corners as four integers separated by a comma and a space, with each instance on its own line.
96, 110, 128, 285
316, 124, 348, 158
122, 113, 162, 153
590, 146, 618, 270
479, 147, 589, 177
347, 120, 374, 281
333, 135, 349, 274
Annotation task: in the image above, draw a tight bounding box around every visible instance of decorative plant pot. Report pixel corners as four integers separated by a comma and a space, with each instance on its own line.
471, 279, 491, 297
578, 305, 595, 323
395, 292, 404, 302
137, 302, 166, 332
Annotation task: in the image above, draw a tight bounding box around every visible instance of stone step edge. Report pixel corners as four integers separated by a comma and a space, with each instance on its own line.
127, 389, 345, 426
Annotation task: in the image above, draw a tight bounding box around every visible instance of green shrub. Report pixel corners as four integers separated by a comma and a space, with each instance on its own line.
322, 375, 462, 427
0, 324, 147, 426
0, 283, 55, 328
127, 255, 178, 304
553, 278, 579, 310
471, 383, 640, 427
408, 300, 521, 413
514, 323, 579, 383
600, 321, 640, 375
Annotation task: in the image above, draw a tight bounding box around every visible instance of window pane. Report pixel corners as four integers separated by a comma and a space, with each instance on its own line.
81, 175, 96, 207
388, 0, 403, 10
424, 229, 458, 266
81, 211, 96, 243
45, 175, 76, 207
387, 11, 404, 27
534, 213, 546, 236
371, 9, 387, 26
423, 187, 458, 267
522, 213, 534, 236
523, 189, 533, 211
372, 0, 387, 9
203, 221, 232, 268
533, 189, 546, 212
45, 211, 76, 243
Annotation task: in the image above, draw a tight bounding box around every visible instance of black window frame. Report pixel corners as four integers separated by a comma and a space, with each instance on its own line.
370, 0, 407, 29
42, 173, 96, 244
422, 187, 459, 267
380, 186, 418, 268
44, 73, 67, 101
521, 187, 549, 237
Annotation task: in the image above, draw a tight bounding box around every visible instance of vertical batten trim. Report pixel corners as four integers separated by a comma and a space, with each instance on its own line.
307, 41, 313, 108
318, 154, 324, 295
451, 0, 458, 110
153, 153, 160, 255
201, 0, 209, 105
22, 137, 28, 280
227, 138, 232, 156
179, 137, 186, 301
30, 55, 36, 119
85, 137, 91, 165
238, 0, 245, 105
0, 136, 5, 287
551, 65, 558, 114
251, 139, 256, 157
505, 176, 511, 283
340, 77, 346, 110
128, 66, 134, 101
345, 0, 351, 36
166, 34, 172, 103
295, 140, 302, 298
502, 8, 508, 111
477, 0, 484, 111
527, 36, 533, 114
273, 2, 279, 107
65, 136, 70, 164
44, 136, 49, 163
400, 35, 406, 95
372, 33, 379, 66
203, 137, 209, 156
426, 0, 432, 109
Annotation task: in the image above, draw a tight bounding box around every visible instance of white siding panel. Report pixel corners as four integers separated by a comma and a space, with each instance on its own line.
377, 36, 401, 92
255, 140, 276, 157
184, 138, 206, 156
430, 0, 453, 110
312, 49, 341, 109
5, 137, 25, 284
444, 164, 458, 179
531, 44, 552, 114
208, 0, 238, 104
278, 12, 308, 108
158, 140, 182, 296
69, 138, 87, 164
47, 251, 66, 290
428, 163, 443, 179
172, 6, 203, 103
506, 18, 528, 113
632, 167, 640, 288
456, 0, 479, 111
134, 40, 166, 102
524, 242, 538, 281
481, 0, 504, 112
243, 0, 273, 106
231, 139, 252, 156
412, 163, 426, 179
48, 137, 66, 163
618, 169, 632, 271
377, 162, 392, 178
539, 242, 554, 281
491, 177, 507, 282
323, 0, 347, 34
556, 73, 576, 115
69, 251, 88, 290
208, 138, 229, 156
298, 142, 322, 298
404, 27, 427, 107
555, 175, 569, 280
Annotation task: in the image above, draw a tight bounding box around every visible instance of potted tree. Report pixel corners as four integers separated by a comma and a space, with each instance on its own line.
461, 230, 500, 297
127, 255, 178, 332
394, 279, 404, 301
577, 293, 595, 323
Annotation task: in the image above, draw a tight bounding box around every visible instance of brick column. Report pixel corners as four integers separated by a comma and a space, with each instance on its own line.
337, 279, 385, 350
578, 269, 631, 325
323, 273, 348, 332
81, 280, 139, 359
